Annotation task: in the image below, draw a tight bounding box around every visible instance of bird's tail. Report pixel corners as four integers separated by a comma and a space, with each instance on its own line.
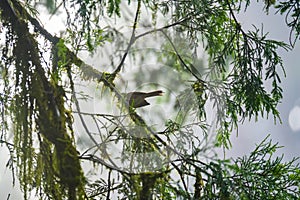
145, 90, 163, 98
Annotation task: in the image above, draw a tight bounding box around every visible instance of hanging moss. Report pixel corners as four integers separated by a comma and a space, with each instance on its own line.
0, 1, 86, 199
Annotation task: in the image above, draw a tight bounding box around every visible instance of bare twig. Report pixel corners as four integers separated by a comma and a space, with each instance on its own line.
160, 30, 206, 84
112, 0, 142, 75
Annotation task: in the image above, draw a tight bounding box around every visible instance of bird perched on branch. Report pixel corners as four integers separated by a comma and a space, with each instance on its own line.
125, 90, 163, 108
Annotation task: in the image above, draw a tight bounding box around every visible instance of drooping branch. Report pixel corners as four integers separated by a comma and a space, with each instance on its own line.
0, 0, 86, 199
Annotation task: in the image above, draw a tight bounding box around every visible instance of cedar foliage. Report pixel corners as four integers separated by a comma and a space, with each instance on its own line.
0, 0, 300, 199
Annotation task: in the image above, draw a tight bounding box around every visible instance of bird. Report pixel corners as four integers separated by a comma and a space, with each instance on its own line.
125, 90, 163, 108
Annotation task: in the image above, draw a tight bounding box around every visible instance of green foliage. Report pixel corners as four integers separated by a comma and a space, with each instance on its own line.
228, 136, 300, 199
200, 136, 300, 199
152, 0, 290, 146
1, 0, 300, 199
41, 0, 56, 12
229, 30, 288, 121
275, 0, 300, 46
107, 0, 122, 17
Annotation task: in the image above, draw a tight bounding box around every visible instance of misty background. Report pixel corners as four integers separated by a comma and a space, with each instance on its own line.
1, 1, 300, 199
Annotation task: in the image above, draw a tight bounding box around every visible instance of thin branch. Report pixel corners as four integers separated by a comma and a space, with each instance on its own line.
0, 140, 14, 147
134, 17, 190, 40
73, 111, 125, 118
112, 3, 194, 77
160, 30, 205, 84
112, 0, 142, 75
106, 169, 112, 200
80, 154, 128, 174
72, 89, 121, 169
